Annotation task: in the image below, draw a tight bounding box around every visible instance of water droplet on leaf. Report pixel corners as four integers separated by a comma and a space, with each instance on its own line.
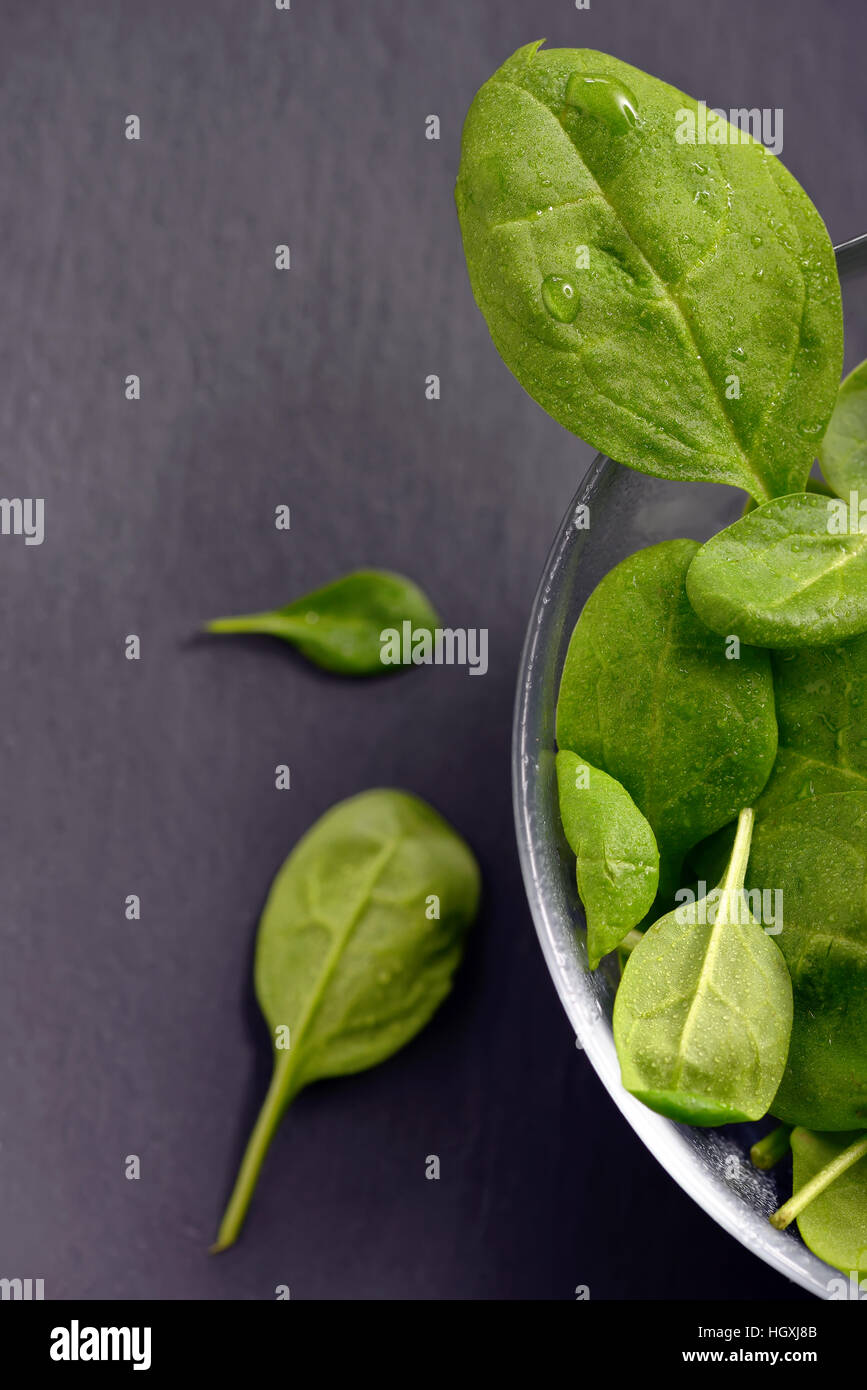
542, 274, 580, 323
564, 72, 640, 135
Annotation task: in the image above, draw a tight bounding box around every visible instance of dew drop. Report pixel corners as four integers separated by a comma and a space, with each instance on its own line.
564, 72, 639, 135
542, 274, 580, 323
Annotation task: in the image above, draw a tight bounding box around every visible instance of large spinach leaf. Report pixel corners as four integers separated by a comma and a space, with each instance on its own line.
820, 358, 867, 500
456, 43, 842, 500
556, 751, 659, 968
207, 570, 440, 675
556, 540, 777, 897
613, 809, 793, 1124
686, 493, 867, 648
746, 637, 867, 1130
213, 789, 481, 1251
773, 1128, 867, 1276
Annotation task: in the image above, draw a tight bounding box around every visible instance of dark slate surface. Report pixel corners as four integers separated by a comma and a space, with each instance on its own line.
0, 0, 863, 1300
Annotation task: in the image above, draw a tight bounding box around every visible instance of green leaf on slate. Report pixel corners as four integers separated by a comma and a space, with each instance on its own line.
613, 808, 793, 1125
213, 789, 481, 1251
820, 358, 867, 500
456, 43, 842, 501
686, 492, 867, 648
556, 751, 659, 969
207, 570, 440, 676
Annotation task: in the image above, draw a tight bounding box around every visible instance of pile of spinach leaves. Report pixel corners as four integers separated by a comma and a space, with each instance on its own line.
458, 42, 867, 1278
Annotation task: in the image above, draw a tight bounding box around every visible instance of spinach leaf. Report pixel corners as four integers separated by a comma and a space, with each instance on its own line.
456, 43, 842, 501
556, 539, 777, 897
820, 358, 867, 500
212, 789, 480, 1251
556, 751, 659, 969
686, 493, 867, 648
745, 636, 867, 1130
207, 570, 440, 675
613, 809, 793, 1124
772, 1128, 867, 1276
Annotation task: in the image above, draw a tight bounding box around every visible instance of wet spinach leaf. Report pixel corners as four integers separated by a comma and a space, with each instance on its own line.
773, 1128, 867, 1276
820, 358, 867, 500
213, 789, 480, 1251
207, 570, 440, 675
556, 751, 659, 969
556, 539, 777, 897
746, 637, 867, 1130
686, 492, 867, 648
613, 809, 792, 1124
456, 43, 842, 500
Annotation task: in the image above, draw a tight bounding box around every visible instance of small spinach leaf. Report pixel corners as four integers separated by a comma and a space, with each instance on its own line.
613, 809, 793, 1125
456, 43, 842, 500
820, 358, 867, 500
213, 789, 480, 1251
556, 751, 659, 968
772, 1128, 867, 1276
744, 637, 867, 1131
207, 570, 440, 675
686, 493, 867, 648
556, 539, 777, 897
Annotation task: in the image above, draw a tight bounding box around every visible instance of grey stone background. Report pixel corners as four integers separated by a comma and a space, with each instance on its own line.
0, 0, 863, 1300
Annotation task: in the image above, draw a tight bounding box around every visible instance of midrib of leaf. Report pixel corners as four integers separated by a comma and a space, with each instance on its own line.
758, 531, 867, 608
493, 280, 709, 458
492, 192, 603, 232
777, 749, 867, 790
495, 77, 770, 501
671, 809, 755, 1087
276, 835, 403, 1086
757, 156, 818, 464
579, 852, 648, 871
212, 830, 406, 1251
279, 613, 372, 640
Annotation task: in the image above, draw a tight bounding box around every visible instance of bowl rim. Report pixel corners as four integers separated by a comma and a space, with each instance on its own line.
511, 457, 839, 1299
